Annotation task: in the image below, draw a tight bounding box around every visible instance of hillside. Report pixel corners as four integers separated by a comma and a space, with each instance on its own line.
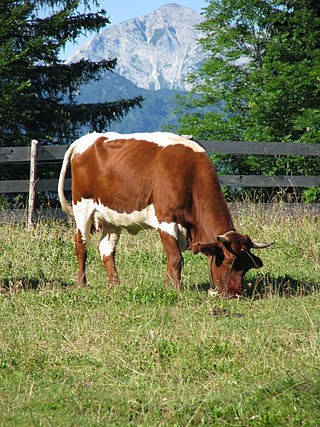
75, 72, 183, 133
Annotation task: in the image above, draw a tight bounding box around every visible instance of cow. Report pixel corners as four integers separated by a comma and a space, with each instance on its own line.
58, 131, 272, 297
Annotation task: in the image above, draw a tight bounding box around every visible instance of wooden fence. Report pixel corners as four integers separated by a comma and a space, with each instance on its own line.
1, 139, 320, 195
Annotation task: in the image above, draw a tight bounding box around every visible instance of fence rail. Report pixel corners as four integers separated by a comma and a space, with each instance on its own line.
198, 140, 320, 156
0, 140, 320, 195
0, 145, 68, 164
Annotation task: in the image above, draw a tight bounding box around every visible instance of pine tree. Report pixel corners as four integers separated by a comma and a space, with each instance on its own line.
0, 0, 143, 146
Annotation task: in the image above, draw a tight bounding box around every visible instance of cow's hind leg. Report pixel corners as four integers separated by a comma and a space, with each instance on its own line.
99, 225, 121, 284
75, 229, 88, 286
74, 204, 93, 287
158, 229, 183, 289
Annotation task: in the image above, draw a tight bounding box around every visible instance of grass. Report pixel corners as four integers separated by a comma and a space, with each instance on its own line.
0, 202, 320, 426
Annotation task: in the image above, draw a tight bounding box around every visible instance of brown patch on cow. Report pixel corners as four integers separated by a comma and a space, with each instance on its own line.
102, 254, 119, 285
72, 137, 157, 212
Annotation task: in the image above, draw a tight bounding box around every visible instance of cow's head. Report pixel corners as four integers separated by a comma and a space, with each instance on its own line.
190, 231, 273, 297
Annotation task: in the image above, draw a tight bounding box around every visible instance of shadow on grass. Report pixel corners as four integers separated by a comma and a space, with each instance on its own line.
190, 282, 211, 292
0, 277, 73, 292
244, 274, 320, 299
191, 275, 319, 299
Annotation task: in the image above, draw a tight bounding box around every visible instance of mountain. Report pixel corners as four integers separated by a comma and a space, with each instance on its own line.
75, 72, 184, 133
67, 3, 205, 132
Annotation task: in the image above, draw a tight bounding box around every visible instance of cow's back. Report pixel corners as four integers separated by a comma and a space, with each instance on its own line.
70, 134, 207, 218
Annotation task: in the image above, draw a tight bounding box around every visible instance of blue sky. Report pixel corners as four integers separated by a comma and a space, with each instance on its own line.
60, 1, 208, 59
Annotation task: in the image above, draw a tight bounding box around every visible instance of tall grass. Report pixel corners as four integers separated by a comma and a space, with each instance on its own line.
0, 202, 319, 426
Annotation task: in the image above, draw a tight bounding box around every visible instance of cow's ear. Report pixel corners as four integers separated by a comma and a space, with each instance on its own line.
247, 253, 263, 269
189, 242, 219, 255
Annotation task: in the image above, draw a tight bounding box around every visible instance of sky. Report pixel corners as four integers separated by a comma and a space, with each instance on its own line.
59, 1, 208, 60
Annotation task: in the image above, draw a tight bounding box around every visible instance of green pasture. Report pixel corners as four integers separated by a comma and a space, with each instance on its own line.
0, 203, 319, 426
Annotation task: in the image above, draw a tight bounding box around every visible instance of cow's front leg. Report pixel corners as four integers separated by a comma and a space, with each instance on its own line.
99, 226, 121, 284
75, 229, 87, 286
158, 229, 183, 289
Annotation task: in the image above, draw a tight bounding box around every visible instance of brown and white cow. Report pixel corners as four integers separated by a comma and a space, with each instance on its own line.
58, 131, 272, 297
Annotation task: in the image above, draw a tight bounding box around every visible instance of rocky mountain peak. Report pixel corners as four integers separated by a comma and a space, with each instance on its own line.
67, 3, 204, 91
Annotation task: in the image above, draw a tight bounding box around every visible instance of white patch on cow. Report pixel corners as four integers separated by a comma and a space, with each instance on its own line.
158, 221, 188, 252
96, 199, 159, 232
105, 131, 205, 153
73, 131, 106, 156
72, 198, 159, 239
72, 199, 96, 244
73, 131, 205, 156
72, 198, 188, 251
99, 230, 120, 259
158, 221, 177, 238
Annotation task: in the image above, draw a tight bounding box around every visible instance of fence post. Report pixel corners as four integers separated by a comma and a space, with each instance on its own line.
28, 139, 38, 229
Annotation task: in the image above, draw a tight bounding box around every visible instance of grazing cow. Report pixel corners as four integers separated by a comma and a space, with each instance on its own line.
58, 132, 272, 297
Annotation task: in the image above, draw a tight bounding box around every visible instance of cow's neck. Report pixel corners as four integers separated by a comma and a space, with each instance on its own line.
189, 177, 235, 245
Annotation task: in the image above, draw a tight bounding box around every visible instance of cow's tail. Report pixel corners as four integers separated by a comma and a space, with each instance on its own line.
58, 142, 76, 218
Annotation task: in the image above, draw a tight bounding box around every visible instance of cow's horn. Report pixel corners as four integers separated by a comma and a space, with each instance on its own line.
251, 241, 274, 249
216, 230, 236, 243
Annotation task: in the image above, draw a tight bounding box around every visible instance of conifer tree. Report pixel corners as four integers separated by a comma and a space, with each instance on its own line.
0, 0, 143, 146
